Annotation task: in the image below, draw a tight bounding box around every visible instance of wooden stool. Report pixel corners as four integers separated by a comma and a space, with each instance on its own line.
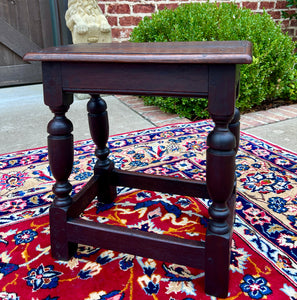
24, 41, 252, 298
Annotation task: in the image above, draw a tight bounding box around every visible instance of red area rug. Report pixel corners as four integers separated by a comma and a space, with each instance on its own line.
0, 121, 296, 300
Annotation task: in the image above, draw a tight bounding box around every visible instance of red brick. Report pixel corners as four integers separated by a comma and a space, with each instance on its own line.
240, 116, 267, 127
106, 16, 118, 27
98, 4, 105, 13
261, 108, 287, 120
275, 1, 288, 9
111, 28, 121, 39
267, 10, 281, 19
114, 95, 191, 125
112, 28, 133, 39
136, 106, 162, 113
108, 4, 130, 14
277, 106, 297, 117
290, 19, 297, 26
133, 4, 155, 14
240, 121, 252, 130
156, 117, 190, 126
158, 3, 179, 10
285, 28, 295, 36
259, 1, 275, 9
254, 111, 280, 121
245, 113, 269, 123
143, 111, 179, 122
121, 98, 144, 105
282, 19, 290, 27
119, 16, 143, 26
115, 95, 140, 101
233, 2, 241, 9
242, 2, 258, 10
287, 104, 297, 111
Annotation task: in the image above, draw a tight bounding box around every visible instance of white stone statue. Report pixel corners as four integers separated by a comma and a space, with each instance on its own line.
65, 0, 112, 44
65, 0, 112, 99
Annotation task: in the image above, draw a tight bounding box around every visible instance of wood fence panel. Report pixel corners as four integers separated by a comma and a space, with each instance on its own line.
0, 0, 54, 87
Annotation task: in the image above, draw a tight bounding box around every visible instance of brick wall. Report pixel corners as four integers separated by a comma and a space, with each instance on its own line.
97, 0, 297, 42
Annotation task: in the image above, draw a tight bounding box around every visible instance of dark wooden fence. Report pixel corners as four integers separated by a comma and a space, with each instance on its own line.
0, 0, 70, 87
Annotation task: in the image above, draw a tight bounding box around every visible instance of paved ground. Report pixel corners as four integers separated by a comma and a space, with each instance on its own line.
117, 95, 297, 153
1, 84, 297, 154
0, 85, 153, 153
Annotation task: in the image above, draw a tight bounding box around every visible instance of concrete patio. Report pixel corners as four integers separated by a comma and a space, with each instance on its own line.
1, 83, 297, 154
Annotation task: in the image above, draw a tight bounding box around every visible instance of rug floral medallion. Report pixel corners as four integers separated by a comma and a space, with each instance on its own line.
0, 121, 296, 300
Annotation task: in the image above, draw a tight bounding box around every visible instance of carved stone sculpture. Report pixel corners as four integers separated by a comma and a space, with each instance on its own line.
65, 0, 112, 44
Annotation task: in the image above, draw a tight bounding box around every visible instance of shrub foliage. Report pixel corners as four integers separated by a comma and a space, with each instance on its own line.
130, 2, 297, 120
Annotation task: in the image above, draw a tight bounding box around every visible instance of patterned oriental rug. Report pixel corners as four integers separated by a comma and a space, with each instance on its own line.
0, 121, 297, 300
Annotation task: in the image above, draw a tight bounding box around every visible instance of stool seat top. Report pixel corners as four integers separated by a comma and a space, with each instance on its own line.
24, 41, 252, 64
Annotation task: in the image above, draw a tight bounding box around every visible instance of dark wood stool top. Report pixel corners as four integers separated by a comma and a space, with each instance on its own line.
24, 41, 252, 298
24, 40, 252, 63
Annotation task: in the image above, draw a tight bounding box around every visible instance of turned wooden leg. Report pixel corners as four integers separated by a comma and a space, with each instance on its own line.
228, 108, 240, 225
205, 114, 236, 298
229, 108, 240, 153
87, 94, 117, 203
48, 102, 77, 260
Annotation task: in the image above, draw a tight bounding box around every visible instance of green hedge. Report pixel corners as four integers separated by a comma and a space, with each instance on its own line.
130, 2, 297, 120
